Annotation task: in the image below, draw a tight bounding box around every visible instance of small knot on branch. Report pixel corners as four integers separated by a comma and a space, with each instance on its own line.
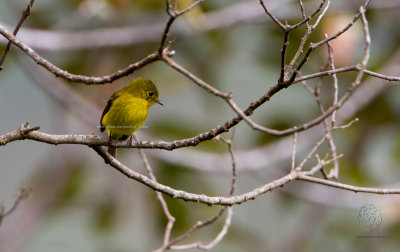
19, 122, 40, 137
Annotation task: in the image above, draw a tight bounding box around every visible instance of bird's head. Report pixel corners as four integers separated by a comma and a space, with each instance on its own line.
125, 78, 163, 106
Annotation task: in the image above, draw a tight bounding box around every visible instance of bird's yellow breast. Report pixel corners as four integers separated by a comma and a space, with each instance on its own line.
101, 95, 149, 140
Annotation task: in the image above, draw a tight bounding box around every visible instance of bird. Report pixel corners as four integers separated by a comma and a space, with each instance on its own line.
100, 78, 162, 157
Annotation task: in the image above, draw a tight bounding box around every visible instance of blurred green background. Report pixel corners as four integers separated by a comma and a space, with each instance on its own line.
1, 0, 400, 251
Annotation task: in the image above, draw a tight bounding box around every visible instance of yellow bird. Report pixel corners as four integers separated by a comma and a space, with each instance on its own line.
100, 78, 162, 157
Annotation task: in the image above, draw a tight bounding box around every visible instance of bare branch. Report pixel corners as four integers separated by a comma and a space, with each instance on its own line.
295, 66, 400, 83
326, 38, 338, 126
288, 0, 330, 68
298, 174, 400, 194
0, 25, 164, 84
92, 145, 300, 205
1, 122, 233, 150
296, 134, 328, 171
2, 0, 400, 250
291, 132, 297, 172
218, 137, 237, 196
0, 0, 34, 70
0, 1, 292, 51
92, 145, 400, 205
333, 118, 359, 130
169, 207, 233, 250
259, 0, 287, 31
163, 207, 226, 251
146, 137, 236, 251
324, 37, 339, 179
288, 0, 371, 83
297, 0, 307, 19
135, 135, 175, 250
1, 128, 400, 209
303, 153, 344, 177
0, 187, 31, 225
163, 54, 353, 137
290, 0, 329, 30
279, 31, 290, 83
177, 0, 204, 16
159, 0, 204, 55
162, 56, 230, 98
312, 0, 371, 49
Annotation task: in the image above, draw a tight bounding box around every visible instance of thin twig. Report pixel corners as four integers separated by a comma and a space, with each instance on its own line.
312, 0, 371, 49
279, 30, 290, 84
297, 0, 308, 20
169, 208, 233, 250
291, 132, 297, 171
159, 0, 204, 55
297, 174, 400, 194
158, 136, 237, 251
325, 36, 339, 179
259, 0, 287, 30
296, 134, 328, 171
219, 137, 237, 196
288, 0, 371, 84
0, 187, 31, 225
163, 207, 226, 250
0, 0, 34, 71
295, 66, 400, 83
311, 40, 339, 180
288, 0, 330, 68
134, 135, 175, 250
162, 56, 230, 98
290, 0, 328, 30
333, 118, 359, 130
326, 38, 338, 126
304, 153, 344, 176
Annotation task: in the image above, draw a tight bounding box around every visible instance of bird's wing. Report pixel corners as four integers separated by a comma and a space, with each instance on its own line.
100, 93, 120, 132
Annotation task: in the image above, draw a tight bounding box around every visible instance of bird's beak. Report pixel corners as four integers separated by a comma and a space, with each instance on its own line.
154, 99, 164, 106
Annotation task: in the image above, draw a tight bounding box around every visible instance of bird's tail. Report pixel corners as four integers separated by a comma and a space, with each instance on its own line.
107, 146, 117, 157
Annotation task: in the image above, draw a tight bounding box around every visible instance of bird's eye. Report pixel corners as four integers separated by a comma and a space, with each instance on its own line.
148, 91, 154, 97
